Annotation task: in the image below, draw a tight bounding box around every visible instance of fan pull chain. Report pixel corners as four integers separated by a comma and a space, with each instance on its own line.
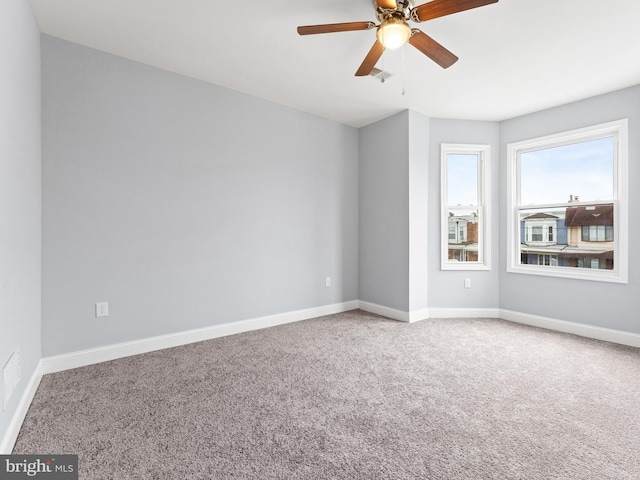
401, 44, 406, 96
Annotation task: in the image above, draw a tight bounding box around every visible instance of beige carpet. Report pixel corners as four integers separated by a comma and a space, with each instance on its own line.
13, 310, 640, 479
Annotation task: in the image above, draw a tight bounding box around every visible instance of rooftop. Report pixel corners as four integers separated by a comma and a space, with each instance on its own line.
564, 204, 613, 227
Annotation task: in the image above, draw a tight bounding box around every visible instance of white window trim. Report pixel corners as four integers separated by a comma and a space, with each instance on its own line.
506, 119, 628, 283
441, 144, 491, 271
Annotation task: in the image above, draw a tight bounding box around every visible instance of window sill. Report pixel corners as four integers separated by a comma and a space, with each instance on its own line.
506, 264, 627, 284
442, 263, 491, 272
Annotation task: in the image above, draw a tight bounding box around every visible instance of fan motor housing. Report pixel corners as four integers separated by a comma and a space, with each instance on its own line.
373, 0, 414, 22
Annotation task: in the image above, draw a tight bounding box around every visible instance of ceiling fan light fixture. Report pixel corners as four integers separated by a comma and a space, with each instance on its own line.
376, 18, 411, 49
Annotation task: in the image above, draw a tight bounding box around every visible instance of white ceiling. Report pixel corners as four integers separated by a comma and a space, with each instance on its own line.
30, 0, 640, 127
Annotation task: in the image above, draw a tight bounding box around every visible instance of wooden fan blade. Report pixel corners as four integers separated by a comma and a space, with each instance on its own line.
297, 22, 375, 35
375, 0, 398, 9
408, 29, 458, 68
355, 41, 386, 76
412, 0, 498, 22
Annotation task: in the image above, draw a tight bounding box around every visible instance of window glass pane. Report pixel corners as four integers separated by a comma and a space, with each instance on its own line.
518, 204, 614, 271
605, 226, 614, 241
532, 226, 542, 241
447, 154, 478, 206
520, 137, 614, 206
447, 209, 479, 263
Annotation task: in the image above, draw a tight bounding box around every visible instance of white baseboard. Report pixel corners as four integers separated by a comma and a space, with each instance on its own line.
358, 303, 500, 323
500, 309, 640, 348
429, 307, 501, 319
0, 360, 43, 454
408, 308, 431, 323
359, 304, 640, 348
38, 301, 639, 377
357, 301, 411, 322
42, 300, 359, 374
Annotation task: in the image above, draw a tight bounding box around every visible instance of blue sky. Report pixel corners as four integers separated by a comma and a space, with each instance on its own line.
446, 136, 614, 208
447, 154, 478, 206
520, 136, 614, 205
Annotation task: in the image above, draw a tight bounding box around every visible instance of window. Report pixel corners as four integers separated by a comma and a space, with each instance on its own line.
531, 227, 543, 242
507, 119, 628, 283
441, 144, 490, 270
582, 225, 613, 242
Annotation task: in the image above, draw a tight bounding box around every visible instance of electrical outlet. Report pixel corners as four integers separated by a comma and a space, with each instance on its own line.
96, 302, 109, 318
464, 278, 471, 289
325, 277, 331, 287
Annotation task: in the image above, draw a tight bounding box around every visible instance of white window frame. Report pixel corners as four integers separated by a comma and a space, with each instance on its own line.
506, 119, 628, 283
441, 144, 491, 271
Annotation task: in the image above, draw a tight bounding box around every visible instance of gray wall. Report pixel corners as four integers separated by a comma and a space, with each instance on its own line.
499, 85, 640, 333
0, 0, 41, 445
358, 110, 430, 312
358, 109, 430, 315
358, 111, 411, 311
41, 36, 359, 356
428, 119, 500, 309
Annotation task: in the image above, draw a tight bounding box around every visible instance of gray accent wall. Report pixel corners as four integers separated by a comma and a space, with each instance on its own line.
359, 112, 411, 311
499, 85, 640, 334
41, 36, 359, 356
0, 0, 41, 445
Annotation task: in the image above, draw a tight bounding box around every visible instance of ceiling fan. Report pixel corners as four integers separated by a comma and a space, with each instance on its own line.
297, 0, 498, 76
